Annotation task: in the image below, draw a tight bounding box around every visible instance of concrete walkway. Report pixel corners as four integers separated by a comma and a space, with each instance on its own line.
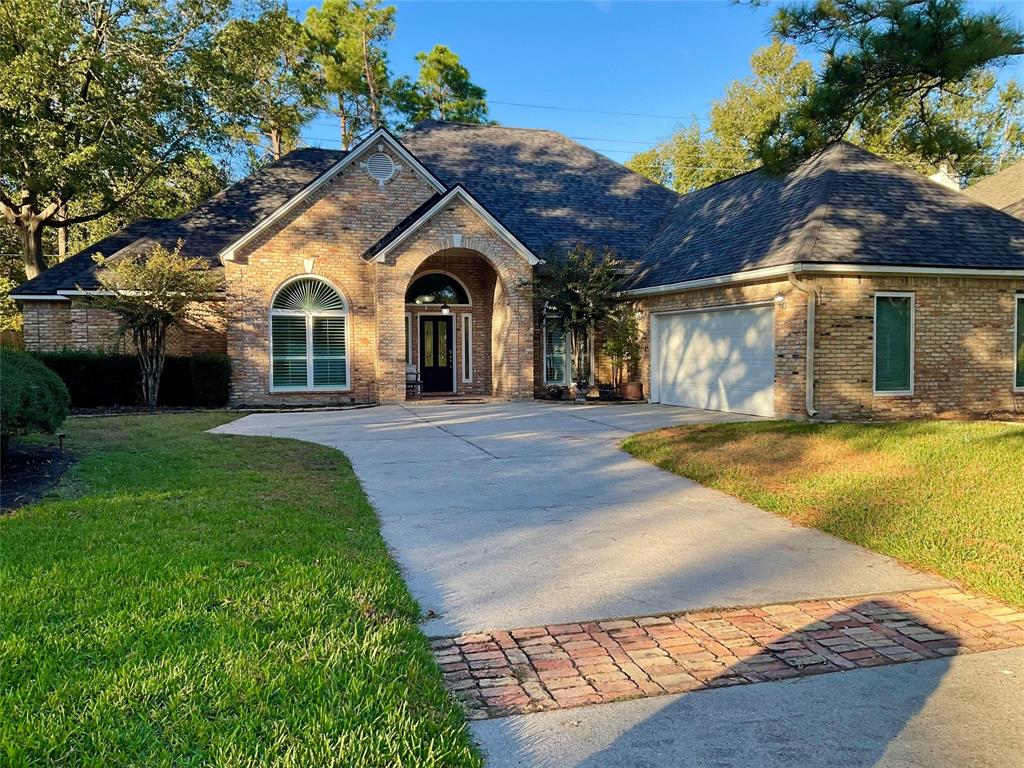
471, 646, 1024, 768
214, 402, 942, 636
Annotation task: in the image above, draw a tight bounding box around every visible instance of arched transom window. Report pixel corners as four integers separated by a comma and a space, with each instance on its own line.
405, 273, 470, 305
270, 277, 348, 391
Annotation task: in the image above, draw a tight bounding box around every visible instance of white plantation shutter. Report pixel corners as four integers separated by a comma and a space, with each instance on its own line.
271, 316, 308, 389
312, 316, 347, 387
270, 278, 349, 390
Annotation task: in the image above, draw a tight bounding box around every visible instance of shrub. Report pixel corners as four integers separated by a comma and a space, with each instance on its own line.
35, 351, 138, 407
1, 350, 70, 452
34, 350, 230, 409
190, 353, 231, 407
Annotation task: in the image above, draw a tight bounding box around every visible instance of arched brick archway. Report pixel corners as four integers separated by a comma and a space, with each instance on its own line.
374, 198, 535, 401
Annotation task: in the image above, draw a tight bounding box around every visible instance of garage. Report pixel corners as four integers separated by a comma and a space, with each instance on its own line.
652, 304, 775, 417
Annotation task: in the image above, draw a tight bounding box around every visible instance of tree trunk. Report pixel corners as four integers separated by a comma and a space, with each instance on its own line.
269, 128, 283, 161
339, 96, 350, 150
134, 322, 168, 408
56, 202, 68, 261
362, 29, 381, 129
18, 216, 47, 279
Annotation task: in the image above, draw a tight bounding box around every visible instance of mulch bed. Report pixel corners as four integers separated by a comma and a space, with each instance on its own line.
1, 441, 77, 512
433, 588, 1024, 719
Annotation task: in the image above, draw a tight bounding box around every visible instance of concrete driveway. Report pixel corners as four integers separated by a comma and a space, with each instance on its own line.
215, 401, 941, 636
214, 402, 1023, 768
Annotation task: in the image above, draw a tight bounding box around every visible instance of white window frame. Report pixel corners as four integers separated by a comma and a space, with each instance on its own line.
269, 276, 351, 393
542, 317, 594, 386
873, 291, 915, 396
461, 313, 473, 383
405, 312, 413, 365
1015, 295, 1024, 393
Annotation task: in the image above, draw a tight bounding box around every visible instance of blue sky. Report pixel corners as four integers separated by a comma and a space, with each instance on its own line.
292, 0, 1024, 165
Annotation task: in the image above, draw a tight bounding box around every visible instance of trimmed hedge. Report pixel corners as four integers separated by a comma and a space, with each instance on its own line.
1, 350, 70, 447
35, 351, 231, 409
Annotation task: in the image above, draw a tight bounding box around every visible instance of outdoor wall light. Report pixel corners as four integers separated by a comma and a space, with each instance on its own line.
774, 291, 786, 308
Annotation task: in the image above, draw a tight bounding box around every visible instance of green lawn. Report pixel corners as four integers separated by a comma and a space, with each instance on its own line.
1, 414, 481, 767
622, 420, 1024, 608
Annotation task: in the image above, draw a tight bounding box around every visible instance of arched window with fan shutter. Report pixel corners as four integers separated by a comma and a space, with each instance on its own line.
270, 277, 349, 391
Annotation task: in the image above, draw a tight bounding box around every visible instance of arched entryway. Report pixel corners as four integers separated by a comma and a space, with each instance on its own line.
404, 250, 498, 396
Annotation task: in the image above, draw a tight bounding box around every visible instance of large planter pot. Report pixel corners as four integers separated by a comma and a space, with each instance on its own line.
573, 382, 591, 404
621, 381, 644, 401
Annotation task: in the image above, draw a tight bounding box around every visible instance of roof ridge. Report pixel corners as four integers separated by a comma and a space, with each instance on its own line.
795, 142, 845, 262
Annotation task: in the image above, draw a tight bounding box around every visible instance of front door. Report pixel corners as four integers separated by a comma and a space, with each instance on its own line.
419, 315, 454, 393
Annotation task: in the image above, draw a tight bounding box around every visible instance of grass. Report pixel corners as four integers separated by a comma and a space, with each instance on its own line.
622, 420, 1024, 609
1, 413, 481, 768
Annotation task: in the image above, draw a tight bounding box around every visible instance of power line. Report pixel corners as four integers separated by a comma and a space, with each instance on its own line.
489, 100, 710, 122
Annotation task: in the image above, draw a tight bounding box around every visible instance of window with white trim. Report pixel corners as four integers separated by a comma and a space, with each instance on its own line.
1015, 295, 1023, 390
543, 319, 592, 385
874, 293, 914, 394
462, 313, 473, 382
270, 277, 349, 391
405, 313, 413, 365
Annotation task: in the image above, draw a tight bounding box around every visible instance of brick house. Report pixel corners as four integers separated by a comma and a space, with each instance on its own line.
13, 123, 1024, 419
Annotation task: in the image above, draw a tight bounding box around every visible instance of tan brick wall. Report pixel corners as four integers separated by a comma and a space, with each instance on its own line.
226, 147, 536, 405
226, 144, 438, 406
21, 299, 226, 355
813, 275, 1024, 420
637, 275, 1024, 421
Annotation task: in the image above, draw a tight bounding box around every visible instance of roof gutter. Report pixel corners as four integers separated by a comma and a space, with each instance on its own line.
617, 262, 1024, 298
786, 272, 818, 417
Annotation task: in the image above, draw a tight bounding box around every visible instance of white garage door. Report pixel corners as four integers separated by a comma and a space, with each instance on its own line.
654, 305, 775, 417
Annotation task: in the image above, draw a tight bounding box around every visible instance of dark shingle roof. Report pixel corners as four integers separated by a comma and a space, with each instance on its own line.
964, 159, 1024, 215
14, 148, 344, 295
401, 121, 679, 262
16, 128, 1024, 299
12, 218, 168, 296
628, 142, 1024, 290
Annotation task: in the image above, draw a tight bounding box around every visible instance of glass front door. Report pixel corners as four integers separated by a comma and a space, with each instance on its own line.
419, 315, 454, 392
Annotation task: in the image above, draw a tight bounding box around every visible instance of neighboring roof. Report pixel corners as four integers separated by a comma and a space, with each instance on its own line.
13, 148, 343, 296
12, 218, 167, 296
400, 121, 680, 262
627, 142, 1024, 291
964, 159, 1024, 214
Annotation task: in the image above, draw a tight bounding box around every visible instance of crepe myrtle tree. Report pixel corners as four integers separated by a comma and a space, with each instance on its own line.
91, 241, 223, 407
535, 244, 622, 398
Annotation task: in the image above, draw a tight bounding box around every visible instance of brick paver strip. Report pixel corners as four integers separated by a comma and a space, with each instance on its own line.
431, 588, 1024, 719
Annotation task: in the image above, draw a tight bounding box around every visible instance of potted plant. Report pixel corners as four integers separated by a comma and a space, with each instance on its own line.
603, 304, 644, 401
535, 244, 621, 405
546, 384, 566, 401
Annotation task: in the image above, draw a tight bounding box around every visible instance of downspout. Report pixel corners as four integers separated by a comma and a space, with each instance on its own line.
787, 272, 818, 418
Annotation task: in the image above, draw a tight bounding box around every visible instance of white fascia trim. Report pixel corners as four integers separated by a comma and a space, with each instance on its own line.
218, 128, 446, 264
619, 262, 1024, 298
57, 289, 115, 296
9, 294, 70, 302
368, 186, 540, 266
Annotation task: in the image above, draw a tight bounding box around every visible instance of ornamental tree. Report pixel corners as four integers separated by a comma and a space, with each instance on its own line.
92, 242, 223, 407
535, 244, 621, 392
